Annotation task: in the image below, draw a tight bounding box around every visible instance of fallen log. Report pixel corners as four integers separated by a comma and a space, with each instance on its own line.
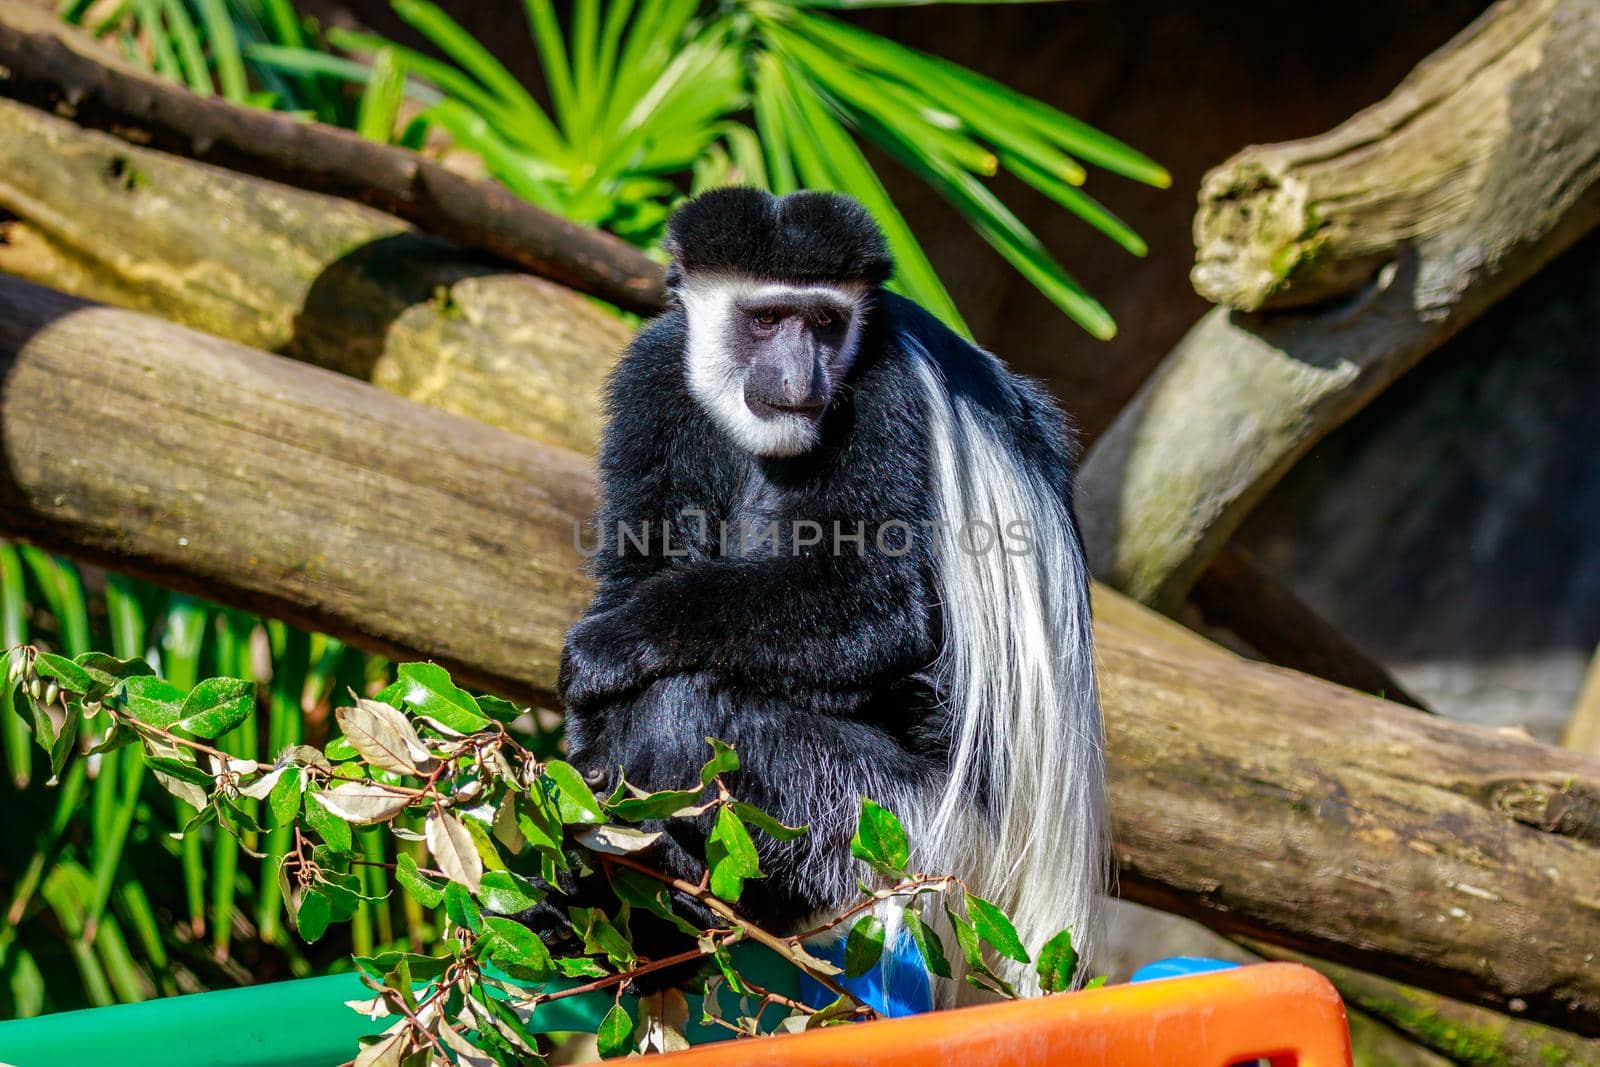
0, 99, 626, 454
0, 0, 666, 316
3, 277, 1598, 1033
1079, 0, 1600, 611
0, 277, 595, 695
1248, 941, 1600, 1066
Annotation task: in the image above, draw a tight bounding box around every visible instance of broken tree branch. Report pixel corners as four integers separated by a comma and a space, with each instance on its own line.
1078, 0, 1600, 611
3, 277, 1598, 1033
0, 1, 667, 316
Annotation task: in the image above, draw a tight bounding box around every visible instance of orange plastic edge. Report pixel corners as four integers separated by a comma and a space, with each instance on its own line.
653, 961, 1353, 1067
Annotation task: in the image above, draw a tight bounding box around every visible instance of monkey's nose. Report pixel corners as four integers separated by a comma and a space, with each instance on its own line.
745, 363, 827, 418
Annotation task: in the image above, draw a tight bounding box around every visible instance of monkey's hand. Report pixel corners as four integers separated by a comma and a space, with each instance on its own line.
557, 605, 669, 710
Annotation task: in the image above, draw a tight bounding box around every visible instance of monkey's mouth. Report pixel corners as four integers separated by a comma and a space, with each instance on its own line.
745, 396, 827, 421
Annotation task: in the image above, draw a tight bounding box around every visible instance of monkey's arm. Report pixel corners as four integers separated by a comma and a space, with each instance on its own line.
559, 675, 941, 936
561, 545, 934, 708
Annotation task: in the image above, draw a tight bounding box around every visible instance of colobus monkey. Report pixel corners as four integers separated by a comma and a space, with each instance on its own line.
559, 187, 1106, 999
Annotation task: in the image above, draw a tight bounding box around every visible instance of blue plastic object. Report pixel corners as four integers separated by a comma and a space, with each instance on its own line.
798, 931, 934, 1017
1128, 956, 1240, 983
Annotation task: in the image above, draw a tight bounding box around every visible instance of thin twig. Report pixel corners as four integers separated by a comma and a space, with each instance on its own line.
605, 854, 869, 1014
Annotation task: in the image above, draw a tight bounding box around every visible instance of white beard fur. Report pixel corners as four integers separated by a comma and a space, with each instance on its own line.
680, 274, 868, 459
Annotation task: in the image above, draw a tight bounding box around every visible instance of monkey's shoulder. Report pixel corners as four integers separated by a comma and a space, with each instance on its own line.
603, 308, 695, 416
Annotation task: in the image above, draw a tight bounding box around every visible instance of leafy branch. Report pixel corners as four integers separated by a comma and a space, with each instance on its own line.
5, 644, 1084, 1063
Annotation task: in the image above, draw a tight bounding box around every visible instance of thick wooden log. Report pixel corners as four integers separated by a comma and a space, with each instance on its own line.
0, 1, 666, 316
3, 277, 1599, 1032
1248, 941, 1600, 1065
0, 278, 595, 697
1079, 0, 1600, 611
0, 100, 627, 455
1191, 0, 1593, 313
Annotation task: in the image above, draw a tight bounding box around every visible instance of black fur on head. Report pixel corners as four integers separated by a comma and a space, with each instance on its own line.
664, 188, 892, 288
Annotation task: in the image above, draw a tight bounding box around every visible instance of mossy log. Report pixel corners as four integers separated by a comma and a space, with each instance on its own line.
3, 276, 1600, 1034
1247, 942, 1600, 1066
0, 0, 665, 315
1079, 0, 1600, 611
0, 100, 629, 455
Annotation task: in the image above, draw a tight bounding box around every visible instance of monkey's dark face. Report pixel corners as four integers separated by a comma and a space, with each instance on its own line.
680, 274, 869, 457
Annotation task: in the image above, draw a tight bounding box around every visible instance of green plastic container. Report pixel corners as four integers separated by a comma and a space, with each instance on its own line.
0, 945, 801, 1066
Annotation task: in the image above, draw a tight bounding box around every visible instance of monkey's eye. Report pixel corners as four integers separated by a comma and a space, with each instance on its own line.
814, 310, 834, 328
751, 310, 780, 329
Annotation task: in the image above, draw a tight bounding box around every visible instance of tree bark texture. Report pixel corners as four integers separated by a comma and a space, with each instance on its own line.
1078, 0, 1600, 612
0, 99, 629, 455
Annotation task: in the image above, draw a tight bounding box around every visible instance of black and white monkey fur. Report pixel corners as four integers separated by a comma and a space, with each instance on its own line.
557, 188, 1106, 999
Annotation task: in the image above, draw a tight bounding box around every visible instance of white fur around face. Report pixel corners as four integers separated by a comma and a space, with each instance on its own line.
679, 274, 869, 458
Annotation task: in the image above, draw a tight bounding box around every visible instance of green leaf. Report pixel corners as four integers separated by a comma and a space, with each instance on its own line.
355, 950, 451, 983
609, 868, 700, 937
324, 734, 359, 761
706, 806, 762, 903
569, 906, 635, 968
119, 675, 186, 729
481, 916, 555, 982
44, 701, 80, 782
354, 46, 405, 143
730, 801, 807, 841
267, 766, 302, 828
606, 786, 704, 822
596, 1001, 634, 1059
190, 0, 244, 101
475, 694, 523, 724
850, 798, 909, 877
698, 737, 739, 785
296, 887, 333, 942
304, 789, 354, 852
945, 904, 1016, 997
392, 0, 560, 149
395, 852, 445, 908
445, 880, 483, 933
1001, 151, 1147, 257
175, 677, 256, 738
544, 760, 604, 824
463, 813, 509, 872
72, 652, 154, 690
843, 914, 886, 977
902, 908, 951, 979
32, 651, 94, 696
765, 55, 968, 334
1036, 927, 1078, 993
557, 956, 609, 978
967, 892, 1030, 964
145, 756, 213, 786
479, 870, 543, 914
517, 785, 568, 866
1084, 975, 1108, 989
710, 947, 745, 998
396, 662, 489, 733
